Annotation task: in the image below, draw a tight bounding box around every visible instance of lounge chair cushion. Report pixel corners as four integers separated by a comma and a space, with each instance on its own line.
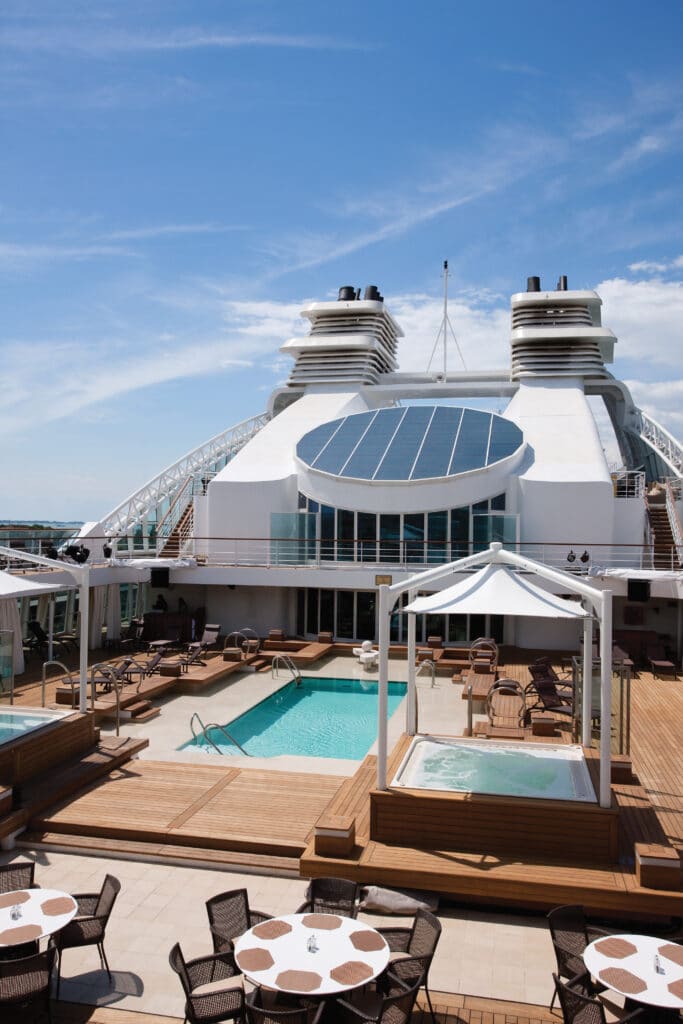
360, 886, 439, 914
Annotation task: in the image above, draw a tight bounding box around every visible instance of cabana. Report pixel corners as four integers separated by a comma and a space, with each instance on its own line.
0, 570, 66, 676
376, 542, 613, 807
0, 548, 90, 711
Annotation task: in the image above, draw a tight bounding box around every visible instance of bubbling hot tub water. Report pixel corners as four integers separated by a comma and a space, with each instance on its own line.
392, 735, 596, 802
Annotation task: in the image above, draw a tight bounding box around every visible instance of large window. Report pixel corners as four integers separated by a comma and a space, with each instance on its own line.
296, 493, 511, 565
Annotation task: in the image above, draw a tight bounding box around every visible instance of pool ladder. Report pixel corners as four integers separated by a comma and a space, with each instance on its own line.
190, 711, 251, 756
271, 654, 301, 686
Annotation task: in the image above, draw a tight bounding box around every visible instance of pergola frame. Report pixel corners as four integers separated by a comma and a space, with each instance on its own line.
377, 542, 613, 807
0, 546, 90, 712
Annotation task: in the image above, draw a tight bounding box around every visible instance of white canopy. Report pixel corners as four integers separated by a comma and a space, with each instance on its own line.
0, 570, 64, 599
403, 562, 590, 619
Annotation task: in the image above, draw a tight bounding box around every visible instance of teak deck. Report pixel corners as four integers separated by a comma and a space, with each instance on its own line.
9, 647, 683, 919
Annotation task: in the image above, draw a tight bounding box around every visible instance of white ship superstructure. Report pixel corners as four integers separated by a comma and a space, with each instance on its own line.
30, 273, 683, 657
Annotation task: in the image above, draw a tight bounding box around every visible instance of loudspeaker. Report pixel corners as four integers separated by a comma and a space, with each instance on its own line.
627, 579, 650, 602
150, 567, 170, 588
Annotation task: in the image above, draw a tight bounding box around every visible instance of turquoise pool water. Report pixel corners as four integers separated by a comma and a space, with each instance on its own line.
0, 708, 67, 746
182, 676, 407, 759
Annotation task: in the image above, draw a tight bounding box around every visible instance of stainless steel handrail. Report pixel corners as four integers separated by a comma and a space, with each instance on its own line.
41, 660, 75, 709
189, 711, 250, 756
416, 658, 436, 688
271, 654, 301, 684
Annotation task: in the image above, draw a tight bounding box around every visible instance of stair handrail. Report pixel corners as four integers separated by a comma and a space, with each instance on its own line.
156, 474, 193, 547
665, 480, 683, 567
236, 626, 261, 655
416, 658, 436, 688
41, 660, 74, 709
223, 631, 248, 659
189, 711, 250, 756
271, 654, 301, 685
90, 663, 123, 735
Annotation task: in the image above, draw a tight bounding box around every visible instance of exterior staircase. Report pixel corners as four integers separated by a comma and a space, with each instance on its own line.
646, 495, 677, 569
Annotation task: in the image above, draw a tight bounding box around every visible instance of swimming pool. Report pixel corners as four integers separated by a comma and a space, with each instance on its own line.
0, 707, 69, 746
392, 736, 596, 802
182, 676, 407, 759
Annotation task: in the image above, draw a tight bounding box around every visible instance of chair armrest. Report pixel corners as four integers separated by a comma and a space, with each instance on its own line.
249, 910, 273, 927
330, 996, 377, 1023
295, 900, 312, 914
72, 894, 99, 916
186, 950, 240, 987
375, 926, 411, 952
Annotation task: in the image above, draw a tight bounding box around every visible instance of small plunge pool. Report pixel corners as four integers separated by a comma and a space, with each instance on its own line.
392, 735, 596, 802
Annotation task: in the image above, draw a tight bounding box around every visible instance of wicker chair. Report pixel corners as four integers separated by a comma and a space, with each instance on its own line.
245, 986, 325, 1024
332, 975, 422, 1024
296, 876, 360, 918
553, 973, 645, 1024
0, 946, 56, 1023
169, 943, 244, 1024
376, 908, 441, 1023
547, 905, 611, 1009
52, 873, 120, 996
206, 888, 273, 954
0, 861, 36, 893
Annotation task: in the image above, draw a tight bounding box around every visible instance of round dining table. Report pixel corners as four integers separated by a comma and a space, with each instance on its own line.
0, 888, 78, 948
234, 913, 390, 996
583, 933, 683, 1016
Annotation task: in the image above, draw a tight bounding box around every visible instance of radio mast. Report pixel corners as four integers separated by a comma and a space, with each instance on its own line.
427, 260, 466, 375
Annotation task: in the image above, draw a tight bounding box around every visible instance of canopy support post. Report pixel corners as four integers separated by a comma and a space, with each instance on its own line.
599, 591, 612, 808
377, 585, 391, 791
406, 590, 417, 735
581, 615, 593, 747
78, 569, 90, 713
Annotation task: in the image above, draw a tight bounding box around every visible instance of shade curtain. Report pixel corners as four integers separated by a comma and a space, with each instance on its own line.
0, 597, 25, 675
36, 594, 51, 628
88, 586, 107, 650
105, 584, 121, 644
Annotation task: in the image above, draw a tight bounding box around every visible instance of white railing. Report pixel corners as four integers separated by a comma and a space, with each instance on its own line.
665, 480, 683, 567
634, 409, 683, 476
156, 475, 193, 549
610, 470, 645, 498
100, 412, 271, 539
151, 537, 658, 573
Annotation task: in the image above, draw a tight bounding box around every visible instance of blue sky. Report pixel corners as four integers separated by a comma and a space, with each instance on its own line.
2, 0, 683, 520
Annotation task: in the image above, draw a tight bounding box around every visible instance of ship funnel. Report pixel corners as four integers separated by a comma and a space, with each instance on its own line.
364, 285, 383, 302
526, 276, 541, 292
557, 275, 568, 291
338, 286, 356, 301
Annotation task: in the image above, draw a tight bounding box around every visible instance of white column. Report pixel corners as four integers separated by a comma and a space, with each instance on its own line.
78, 568, 90, 713
47, 599, 55, 663
377, 585, 391, 791
406, 589, 417, 735
599, 591, 613, 808
581, 615, 593, 747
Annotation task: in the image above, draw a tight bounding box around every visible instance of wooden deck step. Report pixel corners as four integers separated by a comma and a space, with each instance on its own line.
0, 735, 148, 841
119, 700, 161, 722
18, 830, 302, 875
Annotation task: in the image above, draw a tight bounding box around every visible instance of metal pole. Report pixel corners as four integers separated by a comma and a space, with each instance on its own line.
582, 615, 593, 747
599, 591, 613, 808
377, 585, 391, 791
47, 599, 55, 662
79, 568, 90, 713
406, 590, 417, 735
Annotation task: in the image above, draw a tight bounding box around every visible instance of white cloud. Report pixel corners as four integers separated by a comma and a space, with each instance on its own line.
0, 26, 367, 56
105, 223, 246, 241
609, 133, 668, 173
597, 276, 683, 368
0, 241, 134, 269
628, 260, 670, 274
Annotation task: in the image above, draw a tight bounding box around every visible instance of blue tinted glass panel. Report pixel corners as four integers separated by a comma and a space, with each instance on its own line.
374, 406, 433, 480
449, 410, 491, 474
412, 407, 463, 479
296, 420, 339, 465
312, 414, 374, 474
342, 408, 404, 478
487, 418, 522, 464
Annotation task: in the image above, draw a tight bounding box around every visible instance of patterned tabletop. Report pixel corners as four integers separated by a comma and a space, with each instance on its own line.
0, 888, 78, 947
584, 933, 683, 1009
234, 913, 390, 996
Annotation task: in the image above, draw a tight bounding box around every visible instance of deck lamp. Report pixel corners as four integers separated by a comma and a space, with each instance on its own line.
566, 550, 576, 563
580, 550, 590, 564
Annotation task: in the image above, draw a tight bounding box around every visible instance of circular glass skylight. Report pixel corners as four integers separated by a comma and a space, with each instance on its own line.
296, 406, 523, 481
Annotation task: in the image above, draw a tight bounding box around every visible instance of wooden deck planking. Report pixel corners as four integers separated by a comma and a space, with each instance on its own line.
31, 759, 344, 855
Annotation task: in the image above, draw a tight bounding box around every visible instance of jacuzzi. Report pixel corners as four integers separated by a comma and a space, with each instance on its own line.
391, 735, 596, 803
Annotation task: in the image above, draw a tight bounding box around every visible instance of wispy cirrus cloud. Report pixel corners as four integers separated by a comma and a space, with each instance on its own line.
105, 222, 248, 241
0, 241, 135, 270
492, 61, 544, 76
0, 25, 368, 57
